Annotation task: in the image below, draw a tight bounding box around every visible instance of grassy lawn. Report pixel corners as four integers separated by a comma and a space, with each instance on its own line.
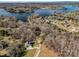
24, 49, 37, 57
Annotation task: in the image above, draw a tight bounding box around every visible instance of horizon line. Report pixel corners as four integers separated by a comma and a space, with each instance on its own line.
0, 1, 79, 3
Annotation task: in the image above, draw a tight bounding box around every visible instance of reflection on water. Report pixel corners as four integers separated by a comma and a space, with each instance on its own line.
34, 9, 55, 16
0, 5, 78, 21
0, 9, 12, 16
12, 13, 31, 21
0, 9, 32, 21
62, 5, 79, 11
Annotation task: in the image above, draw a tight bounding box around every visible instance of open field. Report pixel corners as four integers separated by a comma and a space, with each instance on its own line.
38, 44, 59, 57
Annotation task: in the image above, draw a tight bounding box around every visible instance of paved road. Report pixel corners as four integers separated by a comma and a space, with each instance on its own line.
34, 44, 41, 57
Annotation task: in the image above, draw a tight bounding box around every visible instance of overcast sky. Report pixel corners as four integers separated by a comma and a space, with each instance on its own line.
0, 0, 78, 3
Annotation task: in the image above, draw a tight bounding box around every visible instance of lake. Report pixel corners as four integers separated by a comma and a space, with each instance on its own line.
0, 5, 78, 21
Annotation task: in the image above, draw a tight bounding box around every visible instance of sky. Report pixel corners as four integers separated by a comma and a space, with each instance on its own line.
0, 0, 79, 3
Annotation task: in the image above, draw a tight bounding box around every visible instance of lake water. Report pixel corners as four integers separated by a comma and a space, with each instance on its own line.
0, 5, 78, 21
0, 9, 32, 21
62, 5, 79, 11
34, 5, 79, 16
